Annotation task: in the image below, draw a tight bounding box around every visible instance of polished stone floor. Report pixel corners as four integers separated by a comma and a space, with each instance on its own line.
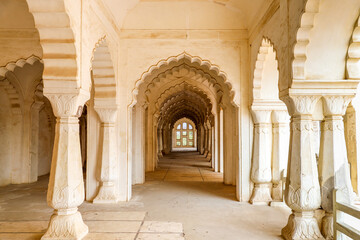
0, 152, 292, 240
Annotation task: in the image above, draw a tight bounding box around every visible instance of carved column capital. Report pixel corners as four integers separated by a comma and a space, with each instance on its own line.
322, 95, 353, 116
94, 107, 117, 123
45, 90, 89, 118
285, 95, 321, 116
251, 109, 272, 124
272, 110, 290, 123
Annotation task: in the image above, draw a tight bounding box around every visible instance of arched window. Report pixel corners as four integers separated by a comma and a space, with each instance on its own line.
174, 120, 195, 148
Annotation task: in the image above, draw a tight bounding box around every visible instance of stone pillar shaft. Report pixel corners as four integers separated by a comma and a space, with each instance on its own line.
271, 110, 290, 203
93, 108, 119, 203
250, 110, 272, 204
282, 95, 323, 240
41, 91, 89, 240
319, 96, 354, 239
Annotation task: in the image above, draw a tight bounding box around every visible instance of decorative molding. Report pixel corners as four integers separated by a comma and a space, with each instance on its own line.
286, 185, 321, 212
322, 95, 353, 116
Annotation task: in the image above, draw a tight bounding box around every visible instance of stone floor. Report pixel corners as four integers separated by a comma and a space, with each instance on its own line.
0, 152, 292, 240
145, 151, 223, 182
135, 152, 291, 240
0, 176, 185, 240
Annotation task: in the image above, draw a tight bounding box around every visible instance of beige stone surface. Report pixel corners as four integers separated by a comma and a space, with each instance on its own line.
136, 233, 185, 240
1, 1, 360, 240
140, 221, 183, 233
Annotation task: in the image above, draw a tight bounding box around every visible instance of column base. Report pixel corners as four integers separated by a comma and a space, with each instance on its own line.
250, 183, 272, 205
272, 183, 283, 201
41, 210, 88, 240
321, 213, 333, 240
282, 211, 324, 240
93, 182, 120, 204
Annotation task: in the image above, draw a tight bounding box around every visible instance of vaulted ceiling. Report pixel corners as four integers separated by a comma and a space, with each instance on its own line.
101, 0, 271, 30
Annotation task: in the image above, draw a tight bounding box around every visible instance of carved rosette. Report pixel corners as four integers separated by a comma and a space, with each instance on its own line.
282, 95, 324, 239
319, 96, 354, 239
93, 106, 120, 204
250, 109, 272, 204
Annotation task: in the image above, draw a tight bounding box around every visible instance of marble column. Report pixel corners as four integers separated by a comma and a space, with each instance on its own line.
250, 109, 272, 204
206, 121, 212, 159
271, 110, 290, 204
204, 125, 209, 156
319, 96, 354, 239
158, 128, 163, 157
93, 107, 120, 204
282, 95, 324, 240
42, 92, 89, 240
344, 103, 359, 195
133, 104, 145, 184
214, 111, 220, 172
30, 100, 44, 182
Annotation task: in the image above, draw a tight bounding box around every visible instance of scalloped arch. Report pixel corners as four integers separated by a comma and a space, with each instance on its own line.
91, 37, 117, 105
0, 56, 43, 115
292, 0, 321, 80
173, 118, 197, 131
253, 38, 279, 100
347, 14, 360, 79
156, 82, 212, 112
26, 0, 79, 86
131, 52, 234, 106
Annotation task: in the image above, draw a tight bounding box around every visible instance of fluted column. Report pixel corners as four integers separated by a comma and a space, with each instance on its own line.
319, 96, 354, 239
271, 110, 290, 204
282, 95, 324, 240
42, 91, 89, 240
250, 109, 272, 204
93, 107, 120, 204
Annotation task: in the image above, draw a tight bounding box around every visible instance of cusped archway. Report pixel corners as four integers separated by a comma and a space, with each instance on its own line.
130, 52, 239, 188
